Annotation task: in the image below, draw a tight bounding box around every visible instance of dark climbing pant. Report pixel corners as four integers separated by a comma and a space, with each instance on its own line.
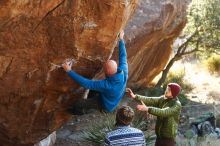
67, 93, 106, 115
155, 138, 176, 146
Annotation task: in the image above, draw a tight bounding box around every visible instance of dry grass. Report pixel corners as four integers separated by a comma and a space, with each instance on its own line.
204, 55, 220, 75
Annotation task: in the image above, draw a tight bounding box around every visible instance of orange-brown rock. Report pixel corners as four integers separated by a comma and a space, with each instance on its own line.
124, 0, 189, 88
0, 0, 190, 145
0, 0, 138, 145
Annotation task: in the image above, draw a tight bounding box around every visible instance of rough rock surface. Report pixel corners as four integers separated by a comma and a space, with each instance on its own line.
0, 0, 138, 145
124, 0, 189, 87
0, 0, 189, 145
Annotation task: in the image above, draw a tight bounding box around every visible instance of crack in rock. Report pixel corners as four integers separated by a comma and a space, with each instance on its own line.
0, 56, 13, 79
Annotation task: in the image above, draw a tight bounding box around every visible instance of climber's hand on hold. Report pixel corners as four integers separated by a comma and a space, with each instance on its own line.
119, 30, 124, 40
62, 61, 72, 72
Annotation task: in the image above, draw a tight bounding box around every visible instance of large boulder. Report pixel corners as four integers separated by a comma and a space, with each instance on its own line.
0, 0, 138, 145
0, 0, 190, 145
124, 0, 189, 87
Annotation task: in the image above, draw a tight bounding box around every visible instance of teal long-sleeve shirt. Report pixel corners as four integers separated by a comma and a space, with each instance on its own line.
67, 39, 128, 112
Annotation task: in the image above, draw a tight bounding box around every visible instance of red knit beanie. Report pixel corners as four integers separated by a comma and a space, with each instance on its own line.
168, 83, 181, 97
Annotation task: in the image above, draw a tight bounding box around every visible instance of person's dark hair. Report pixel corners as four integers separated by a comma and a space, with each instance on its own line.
116, 106, 134, 126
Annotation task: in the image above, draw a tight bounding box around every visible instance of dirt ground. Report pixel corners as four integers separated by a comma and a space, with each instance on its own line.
54, 111, 104, 146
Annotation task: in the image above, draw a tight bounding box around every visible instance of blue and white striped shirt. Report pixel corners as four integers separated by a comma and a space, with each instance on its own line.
104, 126, 145, 146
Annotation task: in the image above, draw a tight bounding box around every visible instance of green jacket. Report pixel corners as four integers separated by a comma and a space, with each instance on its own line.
136, 95, 182, 138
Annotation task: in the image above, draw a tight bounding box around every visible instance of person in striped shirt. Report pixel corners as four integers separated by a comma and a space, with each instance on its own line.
104, 106, 145, 146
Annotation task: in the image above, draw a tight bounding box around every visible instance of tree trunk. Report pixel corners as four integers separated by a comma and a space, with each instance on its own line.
155, 56, 179, 87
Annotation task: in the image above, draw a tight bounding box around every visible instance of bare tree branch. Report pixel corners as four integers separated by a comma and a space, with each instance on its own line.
207, 50, 220, 55
182, 49, 199, 55
180, 42, 189, 54
177, 30, 198, 54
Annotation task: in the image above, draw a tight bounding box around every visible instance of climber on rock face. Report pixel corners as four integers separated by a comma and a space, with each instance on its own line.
103, 60, 118, 77
62, 30, 128, 114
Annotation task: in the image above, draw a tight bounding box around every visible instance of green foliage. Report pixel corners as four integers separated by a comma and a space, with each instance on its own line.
82, 112, 154, 146
185, 0, 220, 55
161, 70, 193, 106
204, 55, 220, 74
143, 87, 164, 97
132, 112, 149, 131
163, 70, 194, 93
82, 114, 115, 145
178, 93, 189, 106
216, 115, 220, 127
139, 70, 191, 106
